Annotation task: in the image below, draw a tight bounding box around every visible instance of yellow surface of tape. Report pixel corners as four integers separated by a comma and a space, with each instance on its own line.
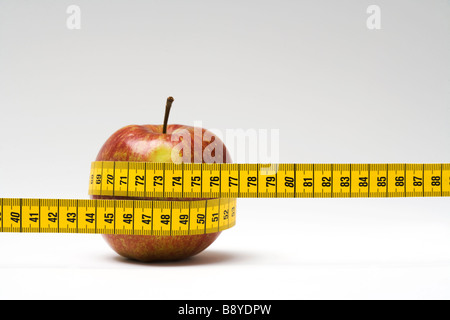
0, 198, 236, 235
89, 162, 450, 198
1, 161, 449, 235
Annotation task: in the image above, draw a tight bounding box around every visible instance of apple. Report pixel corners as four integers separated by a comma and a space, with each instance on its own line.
92, 97, 232, 262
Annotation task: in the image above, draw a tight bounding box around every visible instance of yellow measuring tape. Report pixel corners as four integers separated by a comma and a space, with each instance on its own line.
1, 162, 449, 236
89, 162, 450, 198
0, 198, 236, 236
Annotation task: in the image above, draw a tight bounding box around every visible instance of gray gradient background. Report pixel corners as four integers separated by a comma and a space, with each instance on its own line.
0, 0, 450, 299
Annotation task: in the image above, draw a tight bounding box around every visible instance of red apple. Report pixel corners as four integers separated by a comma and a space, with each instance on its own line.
92, 97, 232, 262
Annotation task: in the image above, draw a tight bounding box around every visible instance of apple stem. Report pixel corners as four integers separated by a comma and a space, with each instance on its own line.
162, 96, 174, 134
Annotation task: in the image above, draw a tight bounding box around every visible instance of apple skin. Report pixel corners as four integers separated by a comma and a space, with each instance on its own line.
92, 124, 232, 262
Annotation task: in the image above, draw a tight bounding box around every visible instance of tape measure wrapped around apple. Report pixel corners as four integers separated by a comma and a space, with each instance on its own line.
91, 97, 234, 262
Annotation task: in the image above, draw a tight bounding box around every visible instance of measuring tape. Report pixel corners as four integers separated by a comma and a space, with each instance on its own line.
0, 198, 236, 236
1, 162, 449, 236
89, 162, 450, 198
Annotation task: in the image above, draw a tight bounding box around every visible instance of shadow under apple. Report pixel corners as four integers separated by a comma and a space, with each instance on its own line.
109, 249, 253, 267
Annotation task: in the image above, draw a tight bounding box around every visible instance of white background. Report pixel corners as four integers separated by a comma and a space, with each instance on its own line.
0, 0, 450, 299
